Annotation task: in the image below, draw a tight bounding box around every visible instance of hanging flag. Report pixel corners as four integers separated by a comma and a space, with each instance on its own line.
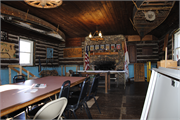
124, 41, 129, 80
85, 46, 90, 71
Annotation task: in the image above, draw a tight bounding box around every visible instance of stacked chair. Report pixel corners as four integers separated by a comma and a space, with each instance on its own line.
28, 80, 71, 119
70, 74, 101, 115
65, 77, 92, 119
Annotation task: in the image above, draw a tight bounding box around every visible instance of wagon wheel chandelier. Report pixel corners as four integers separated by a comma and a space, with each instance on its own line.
24, 0, 63, 9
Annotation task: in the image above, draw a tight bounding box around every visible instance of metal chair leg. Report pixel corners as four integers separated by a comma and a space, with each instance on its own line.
63, 112, 66, 119
72, 110, 77, 119
93, 96, 101, 114
83, 102, 92, 119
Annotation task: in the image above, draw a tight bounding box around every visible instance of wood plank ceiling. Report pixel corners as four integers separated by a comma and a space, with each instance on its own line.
1, 1, 179, 40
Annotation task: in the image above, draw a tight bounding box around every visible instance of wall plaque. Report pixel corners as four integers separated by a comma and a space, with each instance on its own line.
100, 44, 104, 49
106, 44, 110, 50
90, 45, 94, 51
111, 44, 115, 50
95, 45, 99, 50
0, 41, 16, 58
63, 48, 82, 58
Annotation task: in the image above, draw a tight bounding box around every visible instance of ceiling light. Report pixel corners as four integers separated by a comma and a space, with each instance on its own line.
89, 25, 104, 41
24, 0, 63, 9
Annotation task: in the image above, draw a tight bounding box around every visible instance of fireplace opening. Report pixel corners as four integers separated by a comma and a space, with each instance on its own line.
94, 61, 115, 70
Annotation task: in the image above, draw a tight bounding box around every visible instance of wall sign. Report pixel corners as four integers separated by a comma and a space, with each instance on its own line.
0, 41, 16, 58
106, 44, 110, 50
116, 44, 121, 50
100, 44, 104, 49
95, 45, 99, 50
46, 48, 53, 58
90, 45, 94, 51
63, 48, 82, 58
111, 44, 115, 50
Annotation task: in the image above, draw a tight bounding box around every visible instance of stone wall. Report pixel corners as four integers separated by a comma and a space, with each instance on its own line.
85, 34, 126, 84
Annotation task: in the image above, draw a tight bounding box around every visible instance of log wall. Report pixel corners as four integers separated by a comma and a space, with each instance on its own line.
59, 37, 84, 65
158, 34, 173, 60
127, 40, 159, 63
1, 31, 60, 68
1, 31, 19, 68
35, 40, 59, 67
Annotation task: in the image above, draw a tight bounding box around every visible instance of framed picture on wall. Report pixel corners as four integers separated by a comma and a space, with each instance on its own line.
116, 44, 121, 50
46, 48, 53, 58
100, 44, 105, 49
95, 45, 99, 50
111, 44, 115, 50
90, 45, 94, 51
106, 44, 110, 50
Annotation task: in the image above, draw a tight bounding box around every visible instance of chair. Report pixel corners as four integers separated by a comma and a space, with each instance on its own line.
13, 75, 26, 83
66, 77, 92, 119
4, 75, 27, 119
33, 97, 67, 120
71, 74, 101, 114
58, 80, 71, 98
86, 74, 101, 114
28, 80, 71, 118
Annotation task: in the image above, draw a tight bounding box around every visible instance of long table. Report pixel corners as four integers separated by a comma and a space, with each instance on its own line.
0, 76, 86, 117
78, 70, 126, 93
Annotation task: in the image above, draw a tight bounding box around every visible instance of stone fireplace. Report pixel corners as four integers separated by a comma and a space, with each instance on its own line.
85, 34, 126, 84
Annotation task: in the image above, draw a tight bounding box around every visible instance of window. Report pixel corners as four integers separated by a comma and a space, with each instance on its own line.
174, 29, 180, 61
19, 38, 33, 65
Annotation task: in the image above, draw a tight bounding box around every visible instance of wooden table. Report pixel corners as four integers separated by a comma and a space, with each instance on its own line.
0, 76, 86, 117
78, 70, 126, 93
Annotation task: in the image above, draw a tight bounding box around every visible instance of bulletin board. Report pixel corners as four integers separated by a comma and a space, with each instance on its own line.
0, 41, 16, 58
63, 48, 82, 58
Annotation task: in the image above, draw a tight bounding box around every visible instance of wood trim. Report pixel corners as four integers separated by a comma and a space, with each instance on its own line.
22, 67, 35, 77
90, 52, 118, 56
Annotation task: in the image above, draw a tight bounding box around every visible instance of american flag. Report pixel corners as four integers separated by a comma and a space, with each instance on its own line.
85, 46, 90, 71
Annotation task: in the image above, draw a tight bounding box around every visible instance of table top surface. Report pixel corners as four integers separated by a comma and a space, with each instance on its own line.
0, 76, 85, 113
78, 70, 125, 73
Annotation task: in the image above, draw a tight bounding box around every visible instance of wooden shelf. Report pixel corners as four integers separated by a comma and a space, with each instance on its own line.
90, 52, 118, 55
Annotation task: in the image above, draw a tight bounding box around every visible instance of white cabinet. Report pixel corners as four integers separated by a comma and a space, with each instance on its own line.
141, 67, 180, 120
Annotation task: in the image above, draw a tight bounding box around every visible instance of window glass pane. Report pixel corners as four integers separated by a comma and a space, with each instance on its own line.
20, 40, 31, 52
174, 30, 180, 61
20, 53, 31, 64
175, 48, 180, 60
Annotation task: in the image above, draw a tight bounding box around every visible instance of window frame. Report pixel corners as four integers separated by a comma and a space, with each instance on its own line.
173, 29, 180, 61
19, 38, 34, 66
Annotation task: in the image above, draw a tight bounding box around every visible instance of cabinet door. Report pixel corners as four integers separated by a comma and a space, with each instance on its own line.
128, 44, 136, 63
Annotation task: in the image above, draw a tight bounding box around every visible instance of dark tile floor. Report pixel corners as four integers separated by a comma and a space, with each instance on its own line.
12, 81, 149, 119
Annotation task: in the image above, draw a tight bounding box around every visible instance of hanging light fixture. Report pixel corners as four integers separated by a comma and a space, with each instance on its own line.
89, 25, 104, 41
24, 0, 63, 9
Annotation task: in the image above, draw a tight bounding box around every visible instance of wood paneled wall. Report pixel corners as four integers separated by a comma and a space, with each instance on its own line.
1, 31, 19, 68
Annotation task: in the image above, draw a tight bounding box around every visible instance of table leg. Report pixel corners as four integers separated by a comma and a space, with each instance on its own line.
108, 72, 110, 90
105, 73, 108, 93
124, 72, 126, 89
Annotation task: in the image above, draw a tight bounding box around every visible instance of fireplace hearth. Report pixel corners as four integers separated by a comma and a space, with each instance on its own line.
95, 61, 115, 70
